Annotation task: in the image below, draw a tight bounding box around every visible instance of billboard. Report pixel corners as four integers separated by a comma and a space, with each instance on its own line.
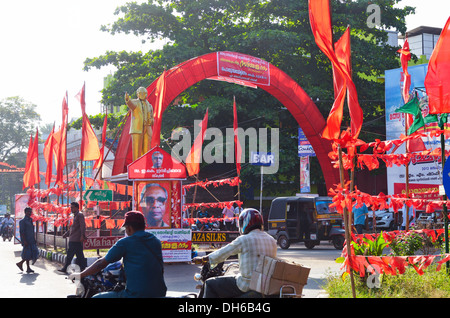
385, 64, 449, 202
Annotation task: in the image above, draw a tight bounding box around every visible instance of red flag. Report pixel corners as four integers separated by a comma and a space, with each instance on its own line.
308, 0, 336, 65
43, 125, 58, 187
23, 129, 40, 189
323, 27, 350, 140
233, 97, 242, 175
397, 39, 425, 152
405, 114, 426, 153
337, 28, 363, 139
150, 70, 167, 149
186, 109, 208, 176
56, 93, 68, 185
95, 113, 108, 170
309, 0, 363, 140
425, 17, 450, 114
398, 38, 412, 102
22, 135, 34, 190
76, 83, 100, 161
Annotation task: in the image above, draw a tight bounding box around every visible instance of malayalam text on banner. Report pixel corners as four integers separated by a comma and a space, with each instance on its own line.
216, 51, 270, 86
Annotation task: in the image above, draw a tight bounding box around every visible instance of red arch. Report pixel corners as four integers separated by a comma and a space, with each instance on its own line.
113, 52, 339, 191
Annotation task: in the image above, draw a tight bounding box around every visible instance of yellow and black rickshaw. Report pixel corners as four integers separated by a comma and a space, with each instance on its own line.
267, 195, 345, 249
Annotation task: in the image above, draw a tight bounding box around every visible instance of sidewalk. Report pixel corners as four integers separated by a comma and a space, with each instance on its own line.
0, 241, 76, 298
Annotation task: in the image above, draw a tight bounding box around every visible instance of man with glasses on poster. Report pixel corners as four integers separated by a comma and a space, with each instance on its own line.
151, 151, 164, 169
140, 183, 169, 228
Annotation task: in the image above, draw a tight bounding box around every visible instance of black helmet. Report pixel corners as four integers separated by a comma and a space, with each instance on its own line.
238, 208, 263, 234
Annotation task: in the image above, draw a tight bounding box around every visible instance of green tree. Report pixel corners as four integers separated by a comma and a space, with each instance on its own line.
83, 0, 414, 195
0, 96, 40, 212
0, 97, 40, 165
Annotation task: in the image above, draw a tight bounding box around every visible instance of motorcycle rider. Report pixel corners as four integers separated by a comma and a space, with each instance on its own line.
193, 208, 277, 298
69, 210, 167, 298
1, 213, 14, 237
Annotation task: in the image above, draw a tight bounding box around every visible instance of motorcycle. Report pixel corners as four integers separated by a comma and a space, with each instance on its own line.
192, 219, 221, 231
67, 261, 125, 298
2, 224, 13, 242
194, 261, 300, 298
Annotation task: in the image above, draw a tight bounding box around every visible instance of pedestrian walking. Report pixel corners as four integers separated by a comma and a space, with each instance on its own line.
58, 202, 87, 274
16, 207, 39, 273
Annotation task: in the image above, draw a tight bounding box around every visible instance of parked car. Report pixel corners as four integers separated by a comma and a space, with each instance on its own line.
416, 211, 442, 229
367, 210, 397, 231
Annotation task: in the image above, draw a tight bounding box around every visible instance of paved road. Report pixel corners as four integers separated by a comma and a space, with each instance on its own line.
0, 240, 342, 298
0, 241, 75, 298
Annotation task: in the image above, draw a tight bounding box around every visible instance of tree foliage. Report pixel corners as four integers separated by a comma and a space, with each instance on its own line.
83, 0, 414, 196
0, 97, 40, 164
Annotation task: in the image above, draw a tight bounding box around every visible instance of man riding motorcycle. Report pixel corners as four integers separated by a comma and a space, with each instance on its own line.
193, 208, 277, 298
1, 213, 14, 236
69, 211, 167, 298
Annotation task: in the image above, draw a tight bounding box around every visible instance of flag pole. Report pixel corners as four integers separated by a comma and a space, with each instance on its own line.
89, 112, 129, 187
338, 145, 356, 298
80, 160, 83, 210
65, 93, 70, 209
405, 119, 410, 231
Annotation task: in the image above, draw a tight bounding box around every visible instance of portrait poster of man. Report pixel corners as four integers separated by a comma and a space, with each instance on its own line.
136, 181, 171, 228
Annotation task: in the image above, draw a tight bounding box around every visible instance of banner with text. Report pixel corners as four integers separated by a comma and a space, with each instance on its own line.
213, 51, 270, 87
146, 228, 192, 262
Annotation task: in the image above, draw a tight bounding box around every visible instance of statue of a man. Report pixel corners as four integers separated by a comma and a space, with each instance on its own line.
125, 87, 154, 161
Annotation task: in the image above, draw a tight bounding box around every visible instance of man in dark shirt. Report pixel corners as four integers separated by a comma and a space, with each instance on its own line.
69, 211, 167, 298
16, 207, 39, 273
58, 202, 86, 274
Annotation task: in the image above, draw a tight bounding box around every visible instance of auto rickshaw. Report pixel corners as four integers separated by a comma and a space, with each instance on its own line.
267, 195, 345, 250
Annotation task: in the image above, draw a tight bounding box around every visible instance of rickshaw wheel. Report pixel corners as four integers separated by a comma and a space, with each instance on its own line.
304, 241, 316, 249
332, 236, 345, 250
277, 235, 290, 249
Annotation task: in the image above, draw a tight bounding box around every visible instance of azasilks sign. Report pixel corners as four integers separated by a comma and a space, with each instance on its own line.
192, 231, 239, 243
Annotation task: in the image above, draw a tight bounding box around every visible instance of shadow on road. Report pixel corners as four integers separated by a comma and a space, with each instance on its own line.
19, 272, 39, 285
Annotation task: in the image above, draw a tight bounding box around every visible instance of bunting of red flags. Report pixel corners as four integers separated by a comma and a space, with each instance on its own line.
339, 229, 450, 277
183, 200, 243, 211
184, 216, 239, 226
328, 128, 450, 172
182, 176, 241, 191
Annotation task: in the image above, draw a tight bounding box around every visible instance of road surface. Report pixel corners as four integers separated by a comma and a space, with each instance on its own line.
0, 240, 342, 298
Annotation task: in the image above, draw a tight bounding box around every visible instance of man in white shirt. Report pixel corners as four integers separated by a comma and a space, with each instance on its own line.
222, 205, 235, 231
194, 209, 277, 298
1, 213, 14, 235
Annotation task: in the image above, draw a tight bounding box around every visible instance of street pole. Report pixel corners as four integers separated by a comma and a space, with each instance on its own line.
260, 165, 263, 213
440, 119, 449, 272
